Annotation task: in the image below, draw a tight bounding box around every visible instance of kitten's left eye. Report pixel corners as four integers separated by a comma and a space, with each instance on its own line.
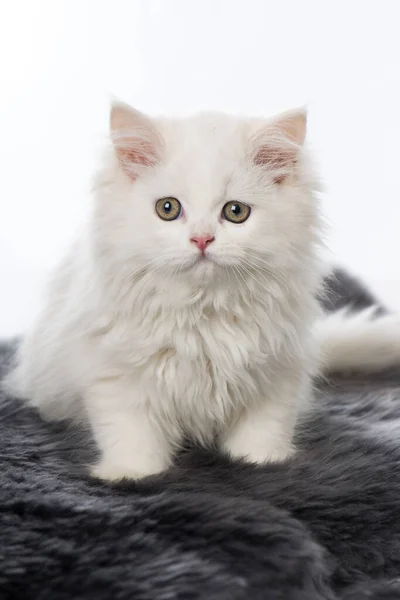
222, 201, 251, 224
155, 197, 182, 221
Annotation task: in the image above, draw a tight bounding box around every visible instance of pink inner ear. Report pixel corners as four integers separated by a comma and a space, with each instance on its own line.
253, 144, 298, 183
251, 109, 306, 182
120, 140, 159, 169
110, 103, 162, 179
253, 145, 297, 169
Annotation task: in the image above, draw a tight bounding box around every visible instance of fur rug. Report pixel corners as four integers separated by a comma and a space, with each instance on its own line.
1, 270, 400, 599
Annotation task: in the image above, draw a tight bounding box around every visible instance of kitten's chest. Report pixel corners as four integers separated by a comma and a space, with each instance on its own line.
146, 307, 266, 372
135, 305, 268, 396
135, 308, 268, 437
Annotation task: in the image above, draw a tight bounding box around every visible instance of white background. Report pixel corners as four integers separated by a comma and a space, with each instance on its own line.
1, 0, 399, 336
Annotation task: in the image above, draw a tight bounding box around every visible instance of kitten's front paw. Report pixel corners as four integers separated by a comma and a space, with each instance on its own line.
223, 437, 295, 465
90, 459, 167, 482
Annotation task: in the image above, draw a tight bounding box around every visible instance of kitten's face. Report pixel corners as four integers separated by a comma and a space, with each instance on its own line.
102, 104, 318, 285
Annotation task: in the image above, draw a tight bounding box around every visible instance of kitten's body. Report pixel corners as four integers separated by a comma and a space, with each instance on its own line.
7, 105, 400, 480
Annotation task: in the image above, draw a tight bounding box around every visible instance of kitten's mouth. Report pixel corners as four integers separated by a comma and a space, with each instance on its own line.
195, 252, 214, 264
177, 252, 218, 276
190, 252, 216, 272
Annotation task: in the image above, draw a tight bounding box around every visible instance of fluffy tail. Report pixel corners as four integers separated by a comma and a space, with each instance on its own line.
315, 307, 400, 374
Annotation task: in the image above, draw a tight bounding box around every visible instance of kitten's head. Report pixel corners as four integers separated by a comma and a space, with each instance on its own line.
97, 101, 320, 287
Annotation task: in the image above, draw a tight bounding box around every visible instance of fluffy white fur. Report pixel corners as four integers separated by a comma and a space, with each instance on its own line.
6, 103, 400, 481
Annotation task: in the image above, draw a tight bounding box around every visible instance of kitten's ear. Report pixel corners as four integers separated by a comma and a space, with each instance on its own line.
110, 101, 163, 180
250, 108, 307, 183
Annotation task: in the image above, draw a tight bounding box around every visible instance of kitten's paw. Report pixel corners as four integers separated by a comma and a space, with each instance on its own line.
223, 438, 295, 465
90, 459, 166, 482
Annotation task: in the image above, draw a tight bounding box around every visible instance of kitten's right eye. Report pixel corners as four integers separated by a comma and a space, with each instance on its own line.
155, 197, 182, 221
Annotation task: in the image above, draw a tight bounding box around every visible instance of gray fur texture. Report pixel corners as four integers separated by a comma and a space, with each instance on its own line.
1, 270, 400, 599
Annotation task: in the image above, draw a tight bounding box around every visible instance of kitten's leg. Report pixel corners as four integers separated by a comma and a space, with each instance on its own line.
85, 380, 172, 481
222, 378, 309, 464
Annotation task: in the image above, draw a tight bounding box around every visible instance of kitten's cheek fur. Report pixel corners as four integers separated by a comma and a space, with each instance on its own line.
85, 382, 172, 481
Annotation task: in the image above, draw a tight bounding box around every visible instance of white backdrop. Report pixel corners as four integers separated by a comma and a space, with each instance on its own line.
1, 0, 400, 336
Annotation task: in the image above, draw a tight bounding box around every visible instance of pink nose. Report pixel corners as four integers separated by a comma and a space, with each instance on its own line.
190, 235, 215, 253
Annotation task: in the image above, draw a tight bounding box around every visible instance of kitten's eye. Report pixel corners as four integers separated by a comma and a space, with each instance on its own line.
155, 197, 182, 221
222, 201, 251, 224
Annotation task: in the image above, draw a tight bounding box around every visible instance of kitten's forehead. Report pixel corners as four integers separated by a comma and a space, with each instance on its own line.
153, 112, 250, 208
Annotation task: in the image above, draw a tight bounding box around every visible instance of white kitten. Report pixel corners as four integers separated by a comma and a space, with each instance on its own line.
6, 103, 400, 481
